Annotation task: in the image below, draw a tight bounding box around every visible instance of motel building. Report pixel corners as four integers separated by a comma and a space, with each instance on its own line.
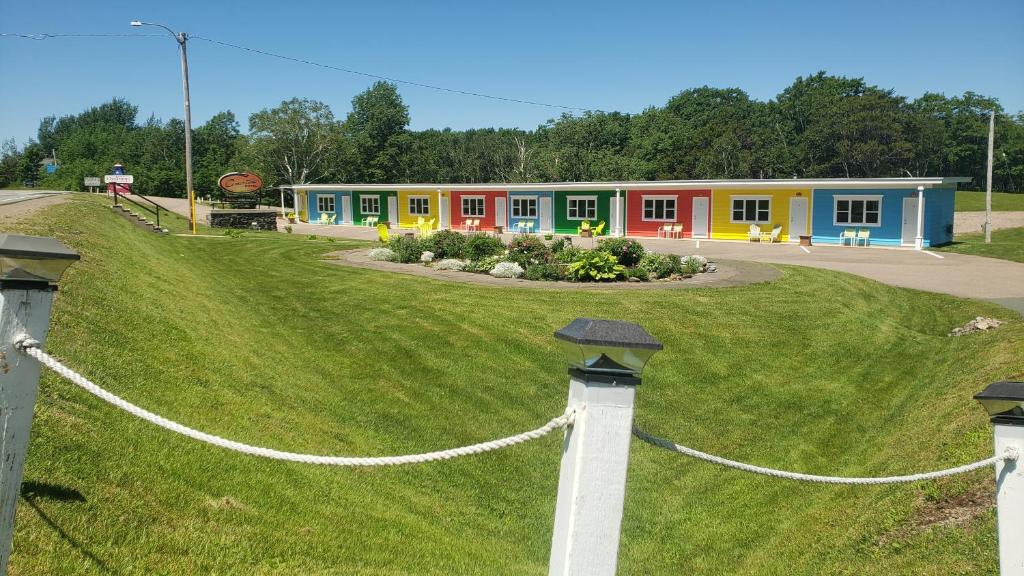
284, 177, 968, 248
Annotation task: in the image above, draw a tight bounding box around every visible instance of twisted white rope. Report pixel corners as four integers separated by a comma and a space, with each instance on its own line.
17, 339, 573, 466
633, 426, 1016, 485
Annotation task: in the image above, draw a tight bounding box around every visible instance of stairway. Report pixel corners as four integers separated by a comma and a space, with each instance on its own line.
111, 204, 169, 234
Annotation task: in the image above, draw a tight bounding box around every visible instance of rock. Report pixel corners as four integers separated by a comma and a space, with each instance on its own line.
627, 277, 641, 283
706, 264, 717, 273
949, 317, 1002, 337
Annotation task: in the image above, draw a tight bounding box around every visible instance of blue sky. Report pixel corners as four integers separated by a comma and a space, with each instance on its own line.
1, 0, 1022, 145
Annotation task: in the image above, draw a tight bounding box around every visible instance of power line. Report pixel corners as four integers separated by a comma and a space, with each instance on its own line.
0, 32, 165, 39
190, 35, 592, 113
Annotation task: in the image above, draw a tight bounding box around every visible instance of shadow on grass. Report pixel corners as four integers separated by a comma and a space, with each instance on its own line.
20, 481, 123, 575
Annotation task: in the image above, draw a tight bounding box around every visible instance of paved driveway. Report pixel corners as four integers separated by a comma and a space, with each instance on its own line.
152, 196, 1024, 315
0, 189, 67, 205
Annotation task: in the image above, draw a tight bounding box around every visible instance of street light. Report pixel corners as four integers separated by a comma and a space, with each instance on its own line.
131, 19, 196, 234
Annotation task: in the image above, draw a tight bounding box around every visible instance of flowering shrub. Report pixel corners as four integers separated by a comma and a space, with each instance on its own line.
434, 259, 466, 271
506, 235, 551, 267
420, 251, 435, 263
490, 261, 525, 278
597, 237, 646, 266
367, 247, 396, 261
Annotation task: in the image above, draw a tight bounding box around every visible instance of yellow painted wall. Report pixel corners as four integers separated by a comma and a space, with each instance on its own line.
710, 188, 811, 241
397, 190, 447, 228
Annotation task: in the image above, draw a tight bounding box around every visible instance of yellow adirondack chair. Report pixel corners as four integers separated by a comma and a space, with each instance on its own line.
376, 223, 390, 243
593, 221, 606, 236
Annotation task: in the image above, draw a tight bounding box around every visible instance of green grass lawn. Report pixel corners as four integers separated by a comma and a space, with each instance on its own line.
955, 190, 1024, 211
5, 195, 1023, 575
937, 226, 1024, 263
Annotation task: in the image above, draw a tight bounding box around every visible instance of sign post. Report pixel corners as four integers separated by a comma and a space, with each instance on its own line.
84, 177, 101, 193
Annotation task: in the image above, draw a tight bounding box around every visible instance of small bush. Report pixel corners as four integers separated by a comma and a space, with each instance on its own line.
422, 229, 467, 259
566, 250, 626, 282
525, 263, 565, 281
507, 235, 551, 267
434, 259, 466, 271
627, 267, 650, 282
638, 252, 682, 279
463, 255, 503, 273
420, 251, 435, 263
388, 235, 424, 263
597, 237, 646, 266
222, 229, 244, 238
490, 261, 524, 278
681, 255, 707, 275
307, 234, 318, 240
550, 237, 571, 253
465, 234, 505, 260
554, 245, 586, 264
367, 247, 396, 261
284, 225, 293, 234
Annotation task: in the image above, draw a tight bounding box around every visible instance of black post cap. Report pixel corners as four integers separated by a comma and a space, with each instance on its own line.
554, 318, 663, 378
0, 234, 80, 288
974, 381, 1024, 425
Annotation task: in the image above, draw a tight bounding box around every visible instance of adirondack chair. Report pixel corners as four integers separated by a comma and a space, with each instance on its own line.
577, 220, 592, 236
318, 213, 330, 225
376, 223, 390, 243
748, 224, 761, 242
328, 213, 337, 225
593, 221, 606, 236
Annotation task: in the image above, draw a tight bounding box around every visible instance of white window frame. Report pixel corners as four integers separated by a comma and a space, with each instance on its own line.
408, 195, 431, 216
567, 196, 598, 220
316, 194, 336, 213
359, 194, 380, 215
641, 195, 677, 222
729, 195, 771, 224
511, 196, 537, 218
833, 195, 882, 227
461, 195, 486, 217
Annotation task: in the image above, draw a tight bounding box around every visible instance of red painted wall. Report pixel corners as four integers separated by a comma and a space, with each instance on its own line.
625, 189, 711, 237
449, 190, 506, 231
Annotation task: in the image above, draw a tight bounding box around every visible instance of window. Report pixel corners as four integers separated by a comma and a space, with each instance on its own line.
461, 196, 485, 217
317, 195, 335, 213
359, 195, 380, 215
642, 197, 677, 221
511, 197, 537, 218
567, 197, 597, 220
730, 197, 770, 223
408, 196, 430, 216
834, 196, 881, 226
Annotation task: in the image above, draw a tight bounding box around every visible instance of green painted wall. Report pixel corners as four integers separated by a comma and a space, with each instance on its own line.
351, 192, 393, 224
554, 190, 616, 234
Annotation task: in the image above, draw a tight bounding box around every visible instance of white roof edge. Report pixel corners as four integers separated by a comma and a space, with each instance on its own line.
279, 177, 972, 191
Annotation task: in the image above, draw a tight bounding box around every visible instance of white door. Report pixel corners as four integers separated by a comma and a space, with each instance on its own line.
495, 197, 507, 229
788, 197, 808, 242
902, 197, 919, 246
540, 196, 553, 232
691, 197, 709, 238
439, 195, 449, 229
609, 197, 619, 236
387, 196, 398, 226
341, 195, 352, 225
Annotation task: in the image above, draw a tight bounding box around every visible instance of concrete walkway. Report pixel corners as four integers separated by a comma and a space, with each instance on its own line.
154, 196, 1024, 315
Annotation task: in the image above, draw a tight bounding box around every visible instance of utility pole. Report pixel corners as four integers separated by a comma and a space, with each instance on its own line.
985, 110, 994, 244
132, 20, 197, 234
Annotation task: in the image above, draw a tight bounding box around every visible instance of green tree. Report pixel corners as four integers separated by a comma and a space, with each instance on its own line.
345, 81, 411, 182
247, 98, 343, 185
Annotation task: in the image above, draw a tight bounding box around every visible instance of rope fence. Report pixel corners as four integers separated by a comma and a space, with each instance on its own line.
633, 426, 1017, 485
16, 339, 573, 466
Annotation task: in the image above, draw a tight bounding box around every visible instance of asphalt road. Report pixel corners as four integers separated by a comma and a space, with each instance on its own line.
0, 189, 67, 205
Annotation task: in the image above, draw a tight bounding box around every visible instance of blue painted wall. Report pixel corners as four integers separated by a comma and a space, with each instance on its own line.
307, 190, 351, 224
507, 191, 553, 231
811, 188, 954, 247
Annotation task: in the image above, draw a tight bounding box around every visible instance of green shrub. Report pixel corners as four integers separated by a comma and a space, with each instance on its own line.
388, 235, 424, 263
681, 255, 704, 275
524, 263, 565, 281
566, 250, 626, 282
464, 234, 505, 260
554, 245, 585, 264
597, 237, 646, 266
422, 229, 467, 259
463, 255, 503, 273
638, 252, 682, 279
627, 267, 650, 282
550, 237, 571, 253
507, 235, 551, 267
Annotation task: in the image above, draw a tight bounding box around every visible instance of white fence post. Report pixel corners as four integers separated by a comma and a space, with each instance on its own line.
0, 234, 79, 572
975, 381, 1024, 575
548, 318, 662, 576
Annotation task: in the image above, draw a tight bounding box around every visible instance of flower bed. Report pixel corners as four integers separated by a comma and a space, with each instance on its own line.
378, 233, 715, 283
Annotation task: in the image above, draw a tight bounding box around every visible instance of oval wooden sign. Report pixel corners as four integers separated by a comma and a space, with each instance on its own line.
218, 172, 264, 194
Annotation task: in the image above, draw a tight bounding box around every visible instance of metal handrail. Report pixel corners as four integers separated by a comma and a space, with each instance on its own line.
112, 190, 166, 229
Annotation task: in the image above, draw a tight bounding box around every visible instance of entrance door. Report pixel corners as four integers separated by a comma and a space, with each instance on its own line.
439, 195, 449, 229
788, 197, 808, 242
691, 197, 709, 238
495, 197, 507, 230
341, 195, 352, 225
609, 196, 620, 236
387, 196, 398, 227
540, 196, 553, 232
902, 197, 919, 246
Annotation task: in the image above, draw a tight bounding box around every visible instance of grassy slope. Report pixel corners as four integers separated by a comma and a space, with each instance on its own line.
937, 227, 1024, 263
955, 191, 1024, 211
7, 196, 1023, 575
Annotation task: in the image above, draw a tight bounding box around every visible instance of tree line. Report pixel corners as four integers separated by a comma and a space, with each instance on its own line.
2, 71, 1022, 196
